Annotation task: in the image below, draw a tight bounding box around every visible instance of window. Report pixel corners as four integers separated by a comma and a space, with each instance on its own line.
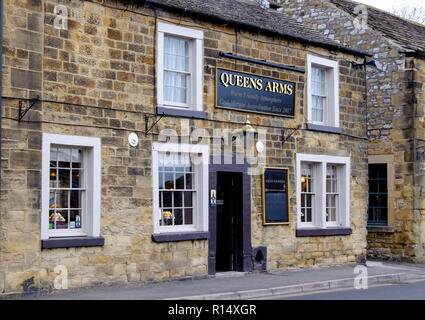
158, 152, 194, 226
157, 23, 203, 111
307, 55, 339, 128
296, 154, 350, 230
41, 133, 101, 240
152, 142, 209, 234
326, 164, 338, 224
300, 164, 314, 224
368, 164, 388, 225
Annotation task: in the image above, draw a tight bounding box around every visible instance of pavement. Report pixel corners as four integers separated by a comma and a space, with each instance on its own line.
14, 260, 425, 300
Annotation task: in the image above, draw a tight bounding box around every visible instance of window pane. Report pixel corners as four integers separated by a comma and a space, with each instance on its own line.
183, 154, 192, 172
306, 208, 312, 222
369, 194, 379, 207
174, 209, 183, 225
164, 71, 187, 104
184, 208, 193, 224
164, 172, 174, 189
161, 208, 173, 225
71, 148, 82, 168
55, 190, 69, 209
175, 172, 185, 189
379, 180, 387, 193
307, 194, 312, 207
164, 36, 188, 72
174, 191, 183, 207
58, 169, 71, 188
369, 180, 378, 193
186, 173, 193, 189
50, 169, 57, 188
301, 175, 307, 192
50, 147, 58, 168
184, 191, 193, 207
162, 191, 172, 207
49, 210, 55, 229
54, 210, 68, 229
70, 210, 82, 229
175, 154, 184, 172
57, 148, 71, 168
377, 164, 387, 178
49, 191, 56, 209
72, 170, 82, 188
159, 172, 164, 189
70, 190, 80, 209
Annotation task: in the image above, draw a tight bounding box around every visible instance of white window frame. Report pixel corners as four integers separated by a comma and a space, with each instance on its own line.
296, 153, 350, 230
157, 22, 203, 111
307, 55, 339, 128
41, 133, 101, 240
152, 142, 209, 234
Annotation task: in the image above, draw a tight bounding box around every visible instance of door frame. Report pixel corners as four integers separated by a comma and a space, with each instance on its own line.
208, 156, 252, 275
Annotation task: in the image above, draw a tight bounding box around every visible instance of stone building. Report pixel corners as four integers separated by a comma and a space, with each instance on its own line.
281, 0, 425, 261
0, 0, 369, 295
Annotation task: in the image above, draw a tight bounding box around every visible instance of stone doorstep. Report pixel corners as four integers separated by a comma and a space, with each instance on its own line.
168, 273, 425, 300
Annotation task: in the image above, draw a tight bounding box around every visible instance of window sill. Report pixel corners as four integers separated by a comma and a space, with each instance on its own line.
157, 106, 206, 119
296, 227, 352, 237
41, 236, 105, 249
307, 123, 342, 134
367, 225, 394, 233
152, 231, 209, 243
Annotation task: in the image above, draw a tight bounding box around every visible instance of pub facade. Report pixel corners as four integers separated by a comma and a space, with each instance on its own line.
0, 0, 368, 295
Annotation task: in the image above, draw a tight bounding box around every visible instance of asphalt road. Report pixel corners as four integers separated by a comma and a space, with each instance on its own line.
274, 279, 425, 300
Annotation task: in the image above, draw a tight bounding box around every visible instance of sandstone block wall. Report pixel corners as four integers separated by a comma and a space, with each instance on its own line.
0, 0, 367, 295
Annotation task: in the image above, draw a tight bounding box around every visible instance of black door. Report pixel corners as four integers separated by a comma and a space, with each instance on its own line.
216, 172, 243, 272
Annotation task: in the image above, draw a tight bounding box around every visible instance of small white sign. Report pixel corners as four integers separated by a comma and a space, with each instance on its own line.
256, 141, 264, 153
128, 132, 139, 147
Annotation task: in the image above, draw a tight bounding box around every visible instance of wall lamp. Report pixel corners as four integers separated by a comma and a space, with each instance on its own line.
352, 58, 377, 69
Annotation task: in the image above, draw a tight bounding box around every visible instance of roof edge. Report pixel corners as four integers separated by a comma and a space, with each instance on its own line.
144, 0, 371, 57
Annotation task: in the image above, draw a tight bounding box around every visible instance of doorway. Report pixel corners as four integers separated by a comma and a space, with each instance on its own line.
216, 172, 243, 272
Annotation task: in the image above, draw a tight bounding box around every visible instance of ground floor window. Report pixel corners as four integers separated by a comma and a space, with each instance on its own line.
152, 142, 209, 234
296, 154, 350, 229
41, 133, 101, 240
368, 163, 388, 225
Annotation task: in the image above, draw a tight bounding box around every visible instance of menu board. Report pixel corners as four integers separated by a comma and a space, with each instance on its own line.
262, 168, 290, 225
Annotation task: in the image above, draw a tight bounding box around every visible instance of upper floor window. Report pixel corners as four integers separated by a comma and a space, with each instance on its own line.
157, 23, 203, 111
307, 55, 339, 128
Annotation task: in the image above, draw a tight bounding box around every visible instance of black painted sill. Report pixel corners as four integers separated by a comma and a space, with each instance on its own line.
152, 231, 209, 243
156, 106, 207, 119
367, 225, 395, 233
307, 123, 342, 134
296, 227, 352, 237
41, 236, 105, 249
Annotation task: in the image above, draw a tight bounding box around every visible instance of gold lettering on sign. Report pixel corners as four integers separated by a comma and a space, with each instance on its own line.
220, 72, 293, 95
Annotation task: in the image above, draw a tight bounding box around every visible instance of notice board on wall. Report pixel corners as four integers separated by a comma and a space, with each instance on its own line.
262, 168, 290, 225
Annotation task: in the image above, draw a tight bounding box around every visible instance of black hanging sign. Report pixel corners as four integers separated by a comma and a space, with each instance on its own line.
262, 168, 290, 225
216, 68, 296, 117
